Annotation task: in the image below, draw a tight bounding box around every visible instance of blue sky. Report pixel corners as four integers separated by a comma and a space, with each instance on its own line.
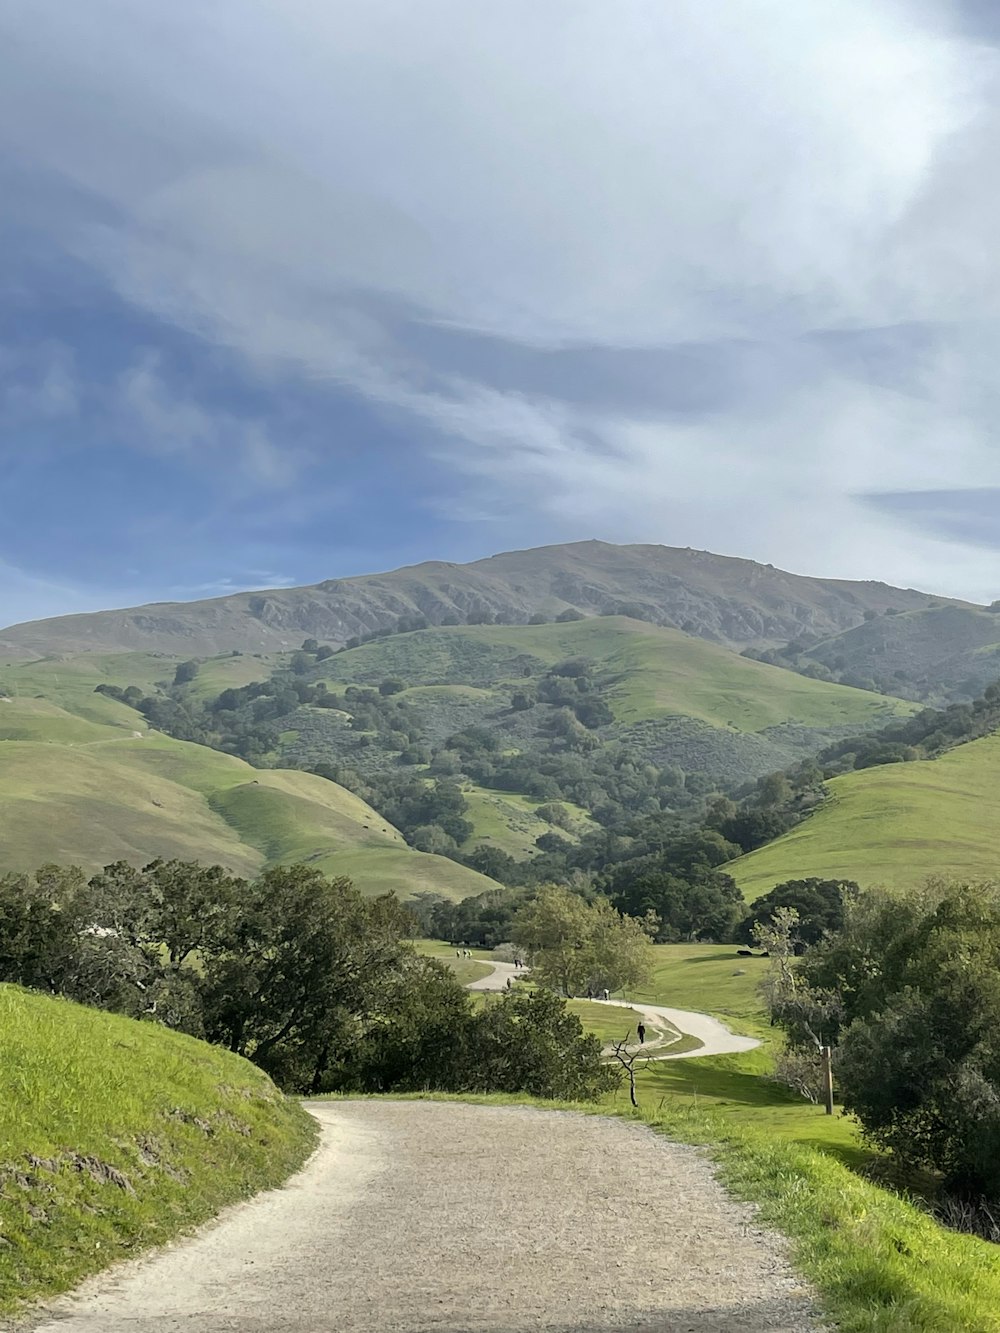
4, 1, 1000, 625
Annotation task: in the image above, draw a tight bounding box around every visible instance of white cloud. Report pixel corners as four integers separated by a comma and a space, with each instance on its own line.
3, 0, 1000, 594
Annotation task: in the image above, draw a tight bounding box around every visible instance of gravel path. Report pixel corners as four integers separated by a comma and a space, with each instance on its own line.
466, 964, 759, 1061
466, 960, 521, 990
21, 1101, 820, 1332
596, 998, 761, 1061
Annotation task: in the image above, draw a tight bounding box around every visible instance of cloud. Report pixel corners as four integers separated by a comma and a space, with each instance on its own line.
3, 0, 1000, 600
111, 353, 298, 488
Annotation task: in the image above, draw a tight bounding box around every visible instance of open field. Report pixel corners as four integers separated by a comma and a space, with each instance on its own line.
413, 939, 494, 985
0, 984, 316, 1315
458, 785, 593, 859
0, 692, 494, 900
731, 732, 1000, 899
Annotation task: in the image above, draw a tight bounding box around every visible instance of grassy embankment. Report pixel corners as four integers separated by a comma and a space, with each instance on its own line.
0, 984, 316, 1315
0, 655, 494, 901
730, 730, 1000, 900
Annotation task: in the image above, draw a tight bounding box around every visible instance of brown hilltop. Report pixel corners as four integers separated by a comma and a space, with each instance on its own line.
0, 540, 972, 661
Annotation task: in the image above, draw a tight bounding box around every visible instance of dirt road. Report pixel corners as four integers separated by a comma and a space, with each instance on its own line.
21, 1101, 819, 1332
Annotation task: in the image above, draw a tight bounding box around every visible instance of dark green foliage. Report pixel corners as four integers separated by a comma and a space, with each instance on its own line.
379, 678, 405, 696
738, 878, 854, 948
714, 807, 794, 853
0, 860, 613, 1104
555, 608, 585, 622
825, 885, 1000, 1200
423, 884, 535, 948
454, 988, 616, 1100
173, 660, 199, 685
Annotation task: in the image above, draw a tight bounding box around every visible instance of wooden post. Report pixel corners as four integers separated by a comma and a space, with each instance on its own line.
821, 1044, 834, 1115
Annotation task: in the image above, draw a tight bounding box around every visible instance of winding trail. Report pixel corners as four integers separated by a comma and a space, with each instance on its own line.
465, 961, 760, 1060
20, 1101, 819, 1332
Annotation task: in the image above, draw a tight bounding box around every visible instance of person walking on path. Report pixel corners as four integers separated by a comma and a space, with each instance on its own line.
636, 1022, 646, 1045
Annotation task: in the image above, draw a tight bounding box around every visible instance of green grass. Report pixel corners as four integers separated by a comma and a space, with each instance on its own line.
566, 999, 649, 1045
0, 693, 494, 901
0, 984, 316, 1315
731, 731, 1000, 899
458, 785, 593, 859
318, 618, 913, 733
414, 939, 494, 984
631, 944, 772, 1032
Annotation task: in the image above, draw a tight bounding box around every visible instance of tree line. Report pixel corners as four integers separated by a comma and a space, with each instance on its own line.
0, 861, 615, 1101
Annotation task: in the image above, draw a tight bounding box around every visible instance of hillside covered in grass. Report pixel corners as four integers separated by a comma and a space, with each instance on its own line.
0, 617, 914, 893
0, 985, 316, 1314
0, 658, 494, 899
730, 730, 1000, 898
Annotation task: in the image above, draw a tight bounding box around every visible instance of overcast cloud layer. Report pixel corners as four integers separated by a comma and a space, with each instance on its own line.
4, 0, 1000, 622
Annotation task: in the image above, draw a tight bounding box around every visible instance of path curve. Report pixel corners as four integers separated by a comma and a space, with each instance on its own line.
597, 997, 761, 1060
464, 963, 760, 1059
19, 1101, 819, 1332
464, 959, 521, 990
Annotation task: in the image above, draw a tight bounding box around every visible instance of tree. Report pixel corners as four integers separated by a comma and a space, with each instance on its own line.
199, 866, 415, 1089
821, 882, 1000, 1199
463, 988, 616, 1100
173, 660, 199, 685
512, 885, 651, 997
738, 878, 855, 949
379, 679, 405, 696
409, 824, 458, 855
555, 608, 585, 622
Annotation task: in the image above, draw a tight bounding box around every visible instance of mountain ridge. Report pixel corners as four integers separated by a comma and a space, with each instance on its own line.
0, 540, 972, 662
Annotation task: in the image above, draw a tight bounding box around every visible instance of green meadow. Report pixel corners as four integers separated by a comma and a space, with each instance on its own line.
731, 731, 1000, 899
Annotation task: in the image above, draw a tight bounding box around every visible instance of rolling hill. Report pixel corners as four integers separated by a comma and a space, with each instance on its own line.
0, 540, 967, 661
244, 617, 915, 785
0, 615, 917, 881
730, 731, 1000, 899
0, 684, 494, 900
798, 604, 1000, 702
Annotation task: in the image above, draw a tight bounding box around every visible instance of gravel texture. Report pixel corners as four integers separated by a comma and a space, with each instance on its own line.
19, 1101, 821, 1333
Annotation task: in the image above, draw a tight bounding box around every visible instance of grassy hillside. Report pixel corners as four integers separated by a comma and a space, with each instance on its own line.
0, 540, 966, 661
800, 604, 1000, 703
0, 984, 316, 1313
317, 618, 911, 733
730, 731, 1000, 899
0, 691, 494, 900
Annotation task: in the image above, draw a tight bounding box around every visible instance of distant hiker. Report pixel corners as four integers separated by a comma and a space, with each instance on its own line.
506, 977, 512, 989
637, 1023, 646, 1045
456, 950, 461, 958
603, 988, 610, 1002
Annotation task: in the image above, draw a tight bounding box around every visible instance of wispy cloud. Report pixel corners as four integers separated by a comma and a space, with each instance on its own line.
2, 0, 1000, 608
